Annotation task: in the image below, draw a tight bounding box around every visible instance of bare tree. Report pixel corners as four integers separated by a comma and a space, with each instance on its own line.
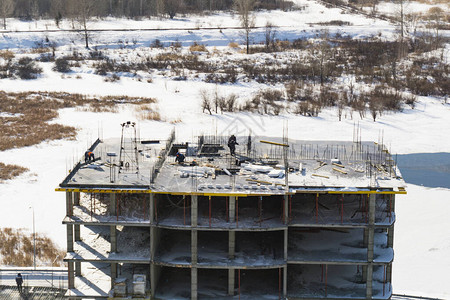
166, 0, 183, 19
0, 0, 14, 29
68, 0, 96, 48
234, 0, 255, 54
427, 6, 444, 49
265, 21, 276, 51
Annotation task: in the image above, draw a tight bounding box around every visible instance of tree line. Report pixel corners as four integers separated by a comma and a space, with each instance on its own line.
0, 0, 294, 25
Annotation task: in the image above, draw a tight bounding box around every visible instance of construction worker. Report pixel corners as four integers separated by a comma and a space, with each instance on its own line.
227, 135, 239, 156
15, 273, 23, 293
175, 151, 185, 164
84, 150, 95, 163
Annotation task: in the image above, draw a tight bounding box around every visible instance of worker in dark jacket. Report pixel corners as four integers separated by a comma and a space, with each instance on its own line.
175, 151, 185, 164
227, 135, 239, 156
16, 273, 23, 293
84, 151, 95, 163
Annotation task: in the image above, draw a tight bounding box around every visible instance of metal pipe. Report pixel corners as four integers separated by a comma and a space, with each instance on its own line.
316, 193, 319, 223
209, 196, 212, 228
279, 267, 281, 300
184, 195, 186, 226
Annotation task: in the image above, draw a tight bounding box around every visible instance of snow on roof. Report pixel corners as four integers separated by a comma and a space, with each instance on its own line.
59, 133, 406, 194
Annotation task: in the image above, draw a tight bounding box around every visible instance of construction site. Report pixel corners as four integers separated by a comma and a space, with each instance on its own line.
57, 122, 406, 300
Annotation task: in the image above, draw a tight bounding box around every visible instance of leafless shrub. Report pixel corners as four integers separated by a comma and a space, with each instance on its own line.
137, 104, 162, 121
189, 42, 208, 53
0, 50, 14, 60
14, 57, 42, 79
200, 89, 212, 115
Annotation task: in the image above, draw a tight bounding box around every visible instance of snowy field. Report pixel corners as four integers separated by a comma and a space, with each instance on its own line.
0, 0, 449, 298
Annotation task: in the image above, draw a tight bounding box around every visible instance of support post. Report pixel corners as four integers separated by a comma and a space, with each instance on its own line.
110, 225, 117, 253
191, 267, 198, 300
284, 195, 289, 225
150, 193, 154, 224
110, 263, 117, 288
68, 261, 75, 289
283, 266, 287, 298
75, 261, 81, 277
229, 231, 236, 259
73, 192, 80, 206
366, 194, 376, 299
66, 192, 73, 216
74, 224, 80, 242
191, 230, 198, 264
229, 196, 236, 223
151, 264, 161, 298
191, 195, 198, 227
228, 269, 235, 296
67, 225, 74, 252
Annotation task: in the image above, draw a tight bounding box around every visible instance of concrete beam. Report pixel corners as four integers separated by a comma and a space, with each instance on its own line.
110, 226, 117, 253
228, 269, 235, 296
228, 231, 235, 259
191, 267, 198, 300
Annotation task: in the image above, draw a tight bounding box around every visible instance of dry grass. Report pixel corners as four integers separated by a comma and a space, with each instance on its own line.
135, 104, 162, 121
0, 228, 65, 267
228, 42, 240, 48
189, 42, 208, 53
0, 163, 29, 181
0, 91, 157, 151
0, 50, 14, 60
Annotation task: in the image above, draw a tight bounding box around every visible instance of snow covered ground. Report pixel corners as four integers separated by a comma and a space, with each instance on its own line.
0, 0, 449, 298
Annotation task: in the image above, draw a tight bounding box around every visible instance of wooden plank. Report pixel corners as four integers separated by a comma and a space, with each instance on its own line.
332, 167, 347, 174
312, 174, 330, 179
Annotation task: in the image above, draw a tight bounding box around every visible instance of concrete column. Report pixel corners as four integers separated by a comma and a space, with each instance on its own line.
367, 195, 376, 262
66, 192, 73, 216
228, 231, 235, 259
191, 195, 198, 227
73, 192, 80, 206
366, 194, 376, 299
111, 263, 117, 288
228, 269, 235, 296
74, 225, 81, 242
75, 262, 81, 276
192, 230, 198, 264
67, 224, 74, 252
68, 261, 75, 289
150, 227, 160, 260
151, 264, 161, 298
110, 226, 117, 253
191, 267, 198, 300
110, 193, 116, 215
283, 266, 287, 298
229, 196, 236, 223
149, 194, 154, 224
284, 229, 288, 260
366, 263, 373, 299
284, 195, 289, 224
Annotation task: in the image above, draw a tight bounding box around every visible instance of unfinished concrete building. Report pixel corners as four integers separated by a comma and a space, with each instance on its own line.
58, 124, 406, 299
